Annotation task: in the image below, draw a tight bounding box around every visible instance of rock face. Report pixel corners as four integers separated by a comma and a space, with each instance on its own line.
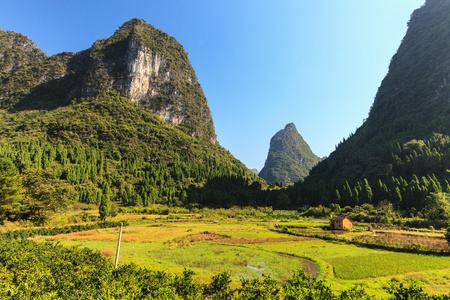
0, 19, 216, 143
0, 29, 47, 73
259, 123, 321, 185
123, 34, 189, 127
76, 19, 216, 143
250, 168, 259, 175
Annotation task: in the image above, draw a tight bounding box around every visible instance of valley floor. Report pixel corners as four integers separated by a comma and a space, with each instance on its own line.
38, 213, 450, 298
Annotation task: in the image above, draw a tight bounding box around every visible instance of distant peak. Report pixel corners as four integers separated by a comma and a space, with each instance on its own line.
259, 123, 320, 185
284, 123, 296, 130
117, 18, 153, 33
123, 18, 148, 26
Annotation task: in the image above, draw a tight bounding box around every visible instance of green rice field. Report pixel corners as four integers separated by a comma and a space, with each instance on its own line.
47, 215, 450, 298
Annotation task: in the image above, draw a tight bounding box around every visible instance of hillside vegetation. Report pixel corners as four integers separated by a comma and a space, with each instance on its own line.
259, 123, 321, 185
292, 0, 450, 218
0, 20, 266, 224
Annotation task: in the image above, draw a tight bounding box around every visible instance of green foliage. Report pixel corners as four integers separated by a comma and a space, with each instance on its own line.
299, 0, 450, 218
99, 183, 111, 221
259, 123, 321, 185
203, 271, 233, 299
282, 270, 334, 299
387, 279, 449, 300
21, 168, 77, 224
0, 224, 449, 299
0, 158, 23, 221
0, 90, 266, 218
119, 205, 189, 215
0, 29, 47, 74
237, 275, 280, 299
1, 220, 128, 239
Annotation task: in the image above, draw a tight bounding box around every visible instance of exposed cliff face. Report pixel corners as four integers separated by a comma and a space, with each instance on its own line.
0, 21, 265, 213
259, 123, 321, 185
75, 19, 216, 143
124, 36, 185, 127
0, 29, 47, 73
0, 19, 216, 143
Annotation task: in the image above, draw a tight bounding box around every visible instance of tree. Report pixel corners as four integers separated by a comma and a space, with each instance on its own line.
21, 168, 76, 224
351, 186, 359, 207
424, 193, 450, 223
374, 179, 389, 203
360, 179, 373, 204
342, 181, 353, 206
334, 190, 341, 205
0, 158, 23, 221
99, 183, 111, 221
391, 186, 402, 207
275, 192, 291, 208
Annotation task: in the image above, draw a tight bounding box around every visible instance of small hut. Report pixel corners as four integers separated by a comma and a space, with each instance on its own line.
332, 216, 353, 230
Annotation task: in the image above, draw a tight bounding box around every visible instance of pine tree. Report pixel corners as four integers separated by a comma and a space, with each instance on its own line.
334, 190, 342, 205
0, 158, 23, 221
360, 179, 373, 204
99, 183, 111, 221
352, 186, 359, 206
375, 179, 389, 202
342, 181, 353, 206
444, 180, 450, 193
391, 186, 402, 207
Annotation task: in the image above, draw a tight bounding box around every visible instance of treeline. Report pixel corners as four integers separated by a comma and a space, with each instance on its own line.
290, 134, 450, 223
0, 139, 263, 205
0, 92, 268, 223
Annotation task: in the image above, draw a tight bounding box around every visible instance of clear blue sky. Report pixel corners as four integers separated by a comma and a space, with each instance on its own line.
1, 0, 425, 171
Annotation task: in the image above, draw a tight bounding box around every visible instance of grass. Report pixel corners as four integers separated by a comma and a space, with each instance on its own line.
328, 252, 450, 280
41, 214, 450, 297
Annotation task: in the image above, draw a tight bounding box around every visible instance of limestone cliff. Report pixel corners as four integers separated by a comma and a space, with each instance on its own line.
76, 19, 216, 143
0, 19, 216, 143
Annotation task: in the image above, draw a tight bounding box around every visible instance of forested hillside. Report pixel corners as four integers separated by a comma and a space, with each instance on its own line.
0, 20, 266, 224
291, 0, 450, 218
259, 123, 321, 185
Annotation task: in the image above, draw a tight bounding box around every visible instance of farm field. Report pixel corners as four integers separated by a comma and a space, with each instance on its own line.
45, 213, 450, 298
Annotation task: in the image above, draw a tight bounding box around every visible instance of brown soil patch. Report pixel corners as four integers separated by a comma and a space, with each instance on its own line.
221, 237, 314, 244
100, 249, 114, 257
188, 233, 224, 242
48, 230, 99, 240
362, 233, 450, 252
47, 230, 156, 243
301, 259, 320, 278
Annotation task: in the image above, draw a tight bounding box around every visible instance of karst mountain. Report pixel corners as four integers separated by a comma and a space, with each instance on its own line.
0, 19, 265, 209
259, 123, 321, 185
296, 0, 450, 210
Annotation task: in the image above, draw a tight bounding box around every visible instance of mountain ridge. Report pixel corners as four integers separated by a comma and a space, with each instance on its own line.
0, 19, 216, 143
0, 19, 267, 221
